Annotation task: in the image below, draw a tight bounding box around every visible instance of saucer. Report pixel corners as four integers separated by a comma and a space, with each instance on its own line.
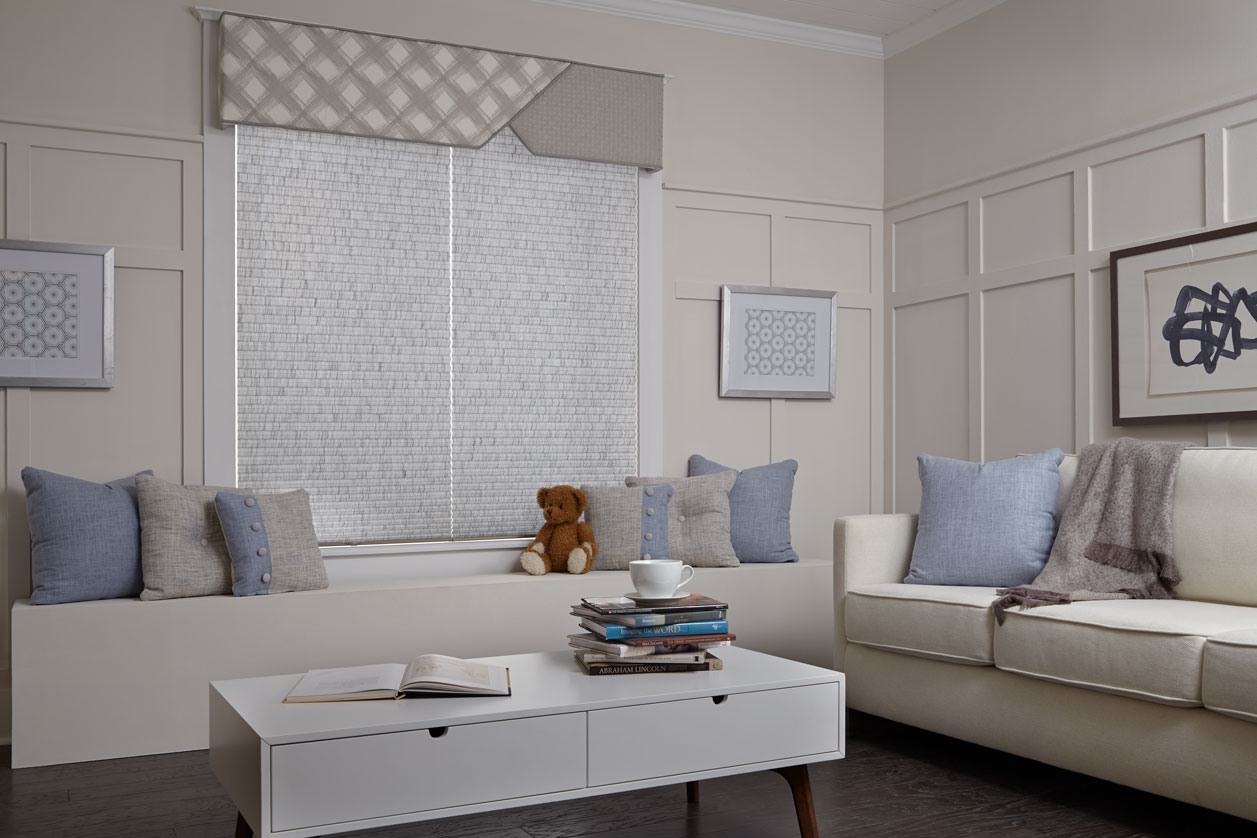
625, 591, 690, 605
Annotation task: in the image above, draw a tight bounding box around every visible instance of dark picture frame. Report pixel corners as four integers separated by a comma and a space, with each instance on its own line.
1111, 219, 1257, 424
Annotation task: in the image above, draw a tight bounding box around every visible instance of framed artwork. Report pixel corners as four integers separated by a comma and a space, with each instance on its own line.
1111, 219, 1257, 424
0, 239, 114, 388
719, 285, 837, 399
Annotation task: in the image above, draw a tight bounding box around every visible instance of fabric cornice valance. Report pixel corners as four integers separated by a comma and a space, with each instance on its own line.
217, 13, 664, 171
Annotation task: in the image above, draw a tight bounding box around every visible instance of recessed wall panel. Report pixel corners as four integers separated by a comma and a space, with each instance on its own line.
1090, 137, 1205, 251
981, 174, 1074, 273
893, 203, 967, 290
1225, 119, 1257, 222
894, 295, 968, 512
29, 268, 184, 480
29, 146, 183, 250
776, 216, 870, 293
671, 206, 770, 287
1088, 268, 1206, 446
982, 276, 1075, 460
0, 143, 6, 234
773, 308, 871, 558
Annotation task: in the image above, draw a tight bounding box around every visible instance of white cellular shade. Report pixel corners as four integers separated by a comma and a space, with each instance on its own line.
451, 131, 639, 538
236, 126, 638, 544
236, 126, 451, 543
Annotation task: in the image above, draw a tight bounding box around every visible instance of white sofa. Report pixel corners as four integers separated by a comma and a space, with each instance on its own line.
11, 560, 833, 767
834, 447, 1257, 823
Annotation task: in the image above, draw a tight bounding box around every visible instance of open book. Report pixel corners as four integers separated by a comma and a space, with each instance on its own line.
284, 654, 511, 703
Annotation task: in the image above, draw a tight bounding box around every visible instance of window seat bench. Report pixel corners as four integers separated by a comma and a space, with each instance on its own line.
10, 560, 834, 767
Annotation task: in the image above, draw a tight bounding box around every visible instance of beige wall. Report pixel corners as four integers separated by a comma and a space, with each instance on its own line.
885, 0, 1257, 205
885, 0, 1257, 511
0, 0, 885, 742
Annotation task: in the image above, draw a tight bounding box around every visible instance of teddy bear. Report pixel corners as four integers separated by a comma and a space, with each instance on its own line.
519, 485, 598, 575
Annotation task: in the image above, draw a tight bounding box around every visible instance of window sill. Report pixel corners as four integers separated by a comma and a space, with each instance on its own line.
319, 537, 533, 585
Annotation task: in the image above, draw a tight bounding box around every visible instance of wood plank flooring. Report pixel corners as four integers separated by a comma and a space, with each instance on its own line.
1, 711, 1251, 837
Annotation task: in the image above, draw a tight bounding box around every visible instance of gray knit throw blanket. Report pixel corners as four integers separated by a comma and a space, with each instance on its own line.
993, 438, 1190, 625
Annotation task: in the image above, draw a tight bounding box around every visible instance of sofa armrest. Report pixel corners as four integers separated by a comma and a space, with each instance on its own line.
833, 513, 918, 671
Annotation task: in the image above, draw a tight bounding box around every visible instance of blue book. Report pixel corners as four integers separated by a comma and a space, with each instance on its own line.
579, 618, 730, 639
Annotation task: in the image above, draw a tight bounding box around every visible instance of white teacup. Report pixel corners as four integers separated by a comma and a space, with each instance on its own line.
629, 559, 695, 599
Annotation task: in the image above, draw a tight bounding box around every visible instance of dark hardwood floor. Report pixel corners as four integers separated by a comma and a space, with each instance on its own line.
1, 711, 1250, 838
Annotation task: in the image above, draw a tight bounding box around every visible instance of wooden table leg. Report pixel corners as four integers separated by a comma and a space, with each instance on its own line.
235, 811, 254, 838
772, 764, 818, 838
686, 780, 700, 804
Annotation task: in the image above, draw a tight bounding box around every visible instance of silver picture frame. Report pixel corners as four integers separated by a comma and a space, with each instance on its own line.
0, 238, 114, 388
719, 284, 838, 399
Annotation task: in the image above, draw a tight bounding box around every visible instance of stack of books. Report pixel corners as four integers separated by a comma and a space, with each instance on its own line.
568, 594, 734, 676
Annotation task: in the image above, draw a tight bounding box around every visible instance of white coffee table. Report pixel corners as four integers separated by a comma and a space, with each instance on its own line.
210, 646, 844, 838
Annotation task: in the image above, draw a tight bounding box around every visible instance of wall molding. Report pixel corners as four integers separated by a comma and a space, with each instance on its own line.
531, 0, 884, 58
883, 0, 1010, 58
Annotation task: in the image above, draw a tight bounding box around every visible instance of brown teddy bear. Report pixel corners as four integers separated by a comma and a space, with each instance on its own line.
519, 485, 597, 575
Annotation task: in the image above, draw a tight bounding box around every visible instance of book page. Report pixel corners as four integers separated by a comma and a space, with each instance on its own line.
401, 654, 494, 691
288, 663, 407, 699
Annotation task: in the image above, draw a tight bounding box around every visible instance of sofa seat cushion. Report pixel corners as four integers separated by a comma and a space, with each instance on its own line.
846, 583, 1000, 665
1203, 629, 1257, 723
995, 599, 1257, 707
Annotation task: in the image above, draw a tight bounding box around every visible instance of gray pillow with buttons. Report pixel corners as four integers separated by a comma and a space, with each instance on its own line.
583, 483, 673, 570
626, 471, 739, 568
214, 489, 327, 596
137, 474, 253, 600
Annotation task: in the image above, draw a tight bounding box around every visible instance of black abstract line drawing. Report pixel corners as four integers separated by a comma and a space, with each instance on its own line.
1162, 282, 1257, 374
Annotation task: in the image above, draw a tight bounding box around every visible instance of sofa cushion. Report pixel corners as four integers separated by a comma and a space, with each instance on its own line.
846, 583, 1000, 665
994, 599, 1257, 706
1202, 629, 1257, 723
625, 472, 739, 567
687, 454, 799, 563
1055, 447, 1257, 607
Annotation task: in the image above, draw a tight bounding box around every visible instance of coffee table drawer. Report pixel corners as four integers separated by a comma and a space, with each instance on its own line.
587, 683, 839, 786
270, 712, 586, 832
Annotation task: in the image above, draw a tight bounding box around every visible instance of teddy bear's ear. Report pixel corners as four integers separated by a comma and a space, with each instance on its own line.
572, 487, 587, 515
536, 487, 549, 508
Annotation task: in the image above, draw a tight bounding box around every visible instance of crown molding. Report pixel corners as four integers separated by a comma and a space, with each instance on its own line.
531, 0, 884, 58
883, 0, 1009, 58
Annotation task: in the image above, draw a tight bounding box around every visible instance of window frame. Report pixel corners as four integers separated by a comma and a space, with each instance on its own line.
200, 25, 663, 568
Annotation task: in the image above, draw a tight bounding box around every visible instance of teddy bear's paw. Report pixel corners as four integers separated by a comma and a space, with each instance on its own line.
567, 547, 592, 574
520, 551, 547, 575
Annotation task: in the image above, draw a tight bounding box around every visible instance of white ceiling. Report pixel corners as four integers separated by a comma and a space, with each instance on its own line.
678, 0, 966, 38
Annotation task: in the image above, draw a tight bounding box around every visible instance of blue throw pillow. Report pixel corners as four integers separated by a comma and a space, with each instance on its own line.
23, 466, 153, 605
688, 454, 799, 563
906, 448, 1064, 586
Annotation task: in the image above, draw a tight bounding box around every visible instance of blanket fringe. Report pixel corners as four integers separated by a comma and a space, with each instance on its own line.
993, 587, 1073, 625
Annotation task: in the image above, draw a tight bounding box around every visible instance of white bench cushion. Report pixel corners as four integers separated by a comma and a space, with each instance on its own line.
1203, 629, 1257, 723
995, 599, 1257, 706
846, 583, 999, 665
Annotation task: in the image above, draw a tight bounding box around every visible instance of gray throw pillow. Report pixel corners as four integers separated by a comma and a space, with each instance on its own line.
137, 474, 252, 600
689, 454, 799, 563
214, 489, 327, 596
906, 448, 1064, 586
583, 483, 673, 570
625, 471, 739, 567
23, 467, 153, 604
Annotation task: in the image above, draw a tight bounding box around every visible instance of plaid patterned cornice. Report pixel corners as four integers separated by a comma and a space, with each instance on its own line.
218, 14, 663, 171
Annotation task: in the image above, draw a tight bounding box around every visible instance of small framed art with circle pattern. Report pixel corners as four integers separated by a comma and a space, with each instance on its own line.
0, 239, 113, 388
719, 284, 837, 399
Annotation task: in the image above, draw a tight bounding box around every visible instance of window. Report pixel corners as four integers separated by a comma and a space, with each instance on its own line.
235, 126, 639, 545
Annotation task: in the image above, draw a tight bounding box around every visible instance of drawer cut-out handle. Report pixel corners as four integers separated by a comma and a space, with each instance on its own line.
712, 695, 728, 705
428, 726, 448, 738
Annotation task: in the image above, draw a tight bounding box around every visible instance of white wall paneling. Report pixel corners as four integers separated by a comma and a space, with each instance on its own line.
886, 95, 1257, 511
0, 120, 203, 739
664, 187, 882, 560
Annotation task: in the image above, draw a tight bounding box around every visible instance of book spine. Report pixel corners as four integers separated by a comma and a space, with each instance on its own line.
585, 661, 712, 675
594, 620, 729, 639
